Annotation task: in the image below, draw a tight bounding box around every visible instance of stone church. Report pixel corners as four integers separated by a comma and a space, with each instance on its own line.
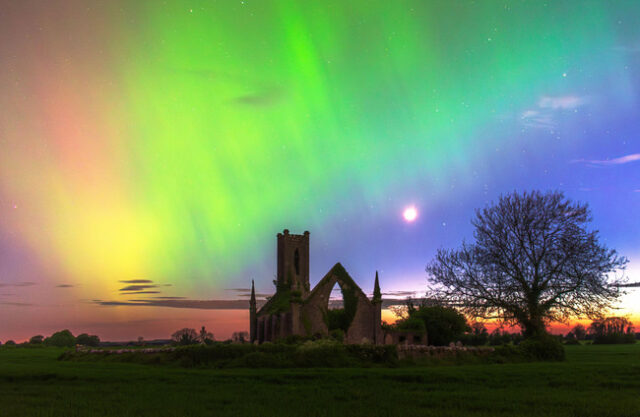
249, 229, 384, 344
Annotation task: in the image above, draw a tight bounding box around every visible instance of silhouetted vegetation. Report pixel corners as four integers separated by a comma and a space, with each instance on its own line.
76, 333, 100, 347
427, 191, 627, 339
171, 328, 199, 345
394, 301, 469, 346
29, 335, 44, 345
44, 330, 76, 347
589, 317, 636, 344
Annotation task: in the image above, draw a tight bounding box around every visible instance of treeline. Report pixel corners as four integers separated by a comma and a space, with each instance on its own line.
0, 330, 99, 347
388, 301, 637, 348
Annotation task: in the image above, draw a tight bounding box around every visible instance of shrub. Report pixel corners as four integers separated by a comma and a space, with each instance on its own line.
29, 335, 44, 344
5, 340, 16, 346
76, 333, 100, 347
396, 304, 469, 346
44, 330, 75, 347
518, 335, 565, 361
330, 329, 345, 343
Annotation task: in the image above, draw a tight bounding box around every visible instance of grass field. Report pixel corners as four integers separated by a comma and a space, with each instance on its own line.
0, 344, 639, 416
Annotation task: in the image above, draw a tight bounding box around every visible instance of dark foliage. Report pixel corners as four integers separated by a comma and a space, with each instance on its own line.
76, 334, 100, 347
4, 340, 15, 346
396, 302, 468, 346
518, 335, 565, 361
171, 328, 199, 346
427, 191, 627, 338
162, 341, 398, 368
571, 324, 587, 340
44, 330, 75, 347
590, 317, 636, 344
29, 335, 44, 345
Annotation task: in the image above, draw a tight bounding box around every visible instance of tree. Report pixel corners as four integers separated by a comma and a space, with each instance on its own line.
397, 301, 469, 346
172, 328, 198, 345
75, 333, 100, 347
232, 331, 249, 343
44, 330, 76, 347
589, 317, 636, 344
571, 324, 587, 340
427, 191, 627, 338
29, 335, 44, 344
198, 326, 214, 344
5, 340, 15, 346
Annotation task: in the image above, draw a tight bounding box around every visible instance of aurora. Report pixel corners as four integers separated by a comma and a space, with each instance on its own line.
0, 0, 638, 341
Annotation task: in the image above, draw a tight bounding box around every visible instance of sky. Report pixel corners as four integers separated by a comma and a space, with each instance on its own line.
0, 0, 639, 342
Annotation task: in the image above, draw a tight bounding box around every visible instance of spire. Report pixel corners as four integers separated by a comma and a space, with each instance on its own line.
250, 279, 256, 308
373, 271, 381, 303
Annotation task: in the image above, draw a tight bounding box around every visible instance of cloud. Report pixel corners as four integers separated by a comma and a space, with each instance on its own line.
616, 282, 640, 288
119, 279, 154, 284
56, 284, 74, 288
93, 299, 259, 310
0, 302, 32, 306
612, 45, 640, 53
572, 153, 640, 166
538, 95, 587, 110
381, 291, 421, 297
520, 95, 588, 128
0, 282, 36, 288
124, 291, 161, 295
119, 285, 159, 292
232, 88, 284, 107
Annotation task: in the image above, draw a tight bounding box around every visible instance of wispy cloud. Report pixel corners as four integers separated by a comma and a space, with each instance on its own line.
612, 45, 640, 53
0, 282, 36, 288
93, 299, 259, 310
56, 284, 74, 288
119, 285, 158, 292
538, 95, 587, 110
572, 153, 640, 166
119, 279, 153, 284
616, 282, 640, 288
520, 95, 588, 128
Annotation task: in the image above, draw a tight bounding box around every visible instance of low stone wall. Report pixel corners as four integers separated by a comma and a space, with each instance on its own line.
397, 345, 494, 360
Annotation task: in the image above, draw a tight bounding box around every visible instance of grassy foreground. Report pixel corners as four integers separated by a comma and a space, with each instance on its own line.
0, 344, 638, 417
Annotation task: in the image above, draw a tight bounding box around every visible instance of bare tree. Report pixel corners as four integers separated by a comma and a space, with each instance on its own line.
171, 328, 199, 345
426, 191, 627, 338
198, 326, 214, 344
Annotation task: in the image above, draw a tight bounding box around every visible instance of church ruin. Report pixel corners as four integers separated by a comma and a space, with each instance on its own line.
249, 229, 383, 344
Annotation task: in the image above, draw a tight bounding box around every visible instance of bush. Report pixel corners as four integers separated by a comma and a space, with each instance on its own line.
329, 329, 345, 343
44, 330, 75, 347
5, 340, 16, 346
518, 335, 565, 361
76, 333, 100, 347
396, 304, 469, 346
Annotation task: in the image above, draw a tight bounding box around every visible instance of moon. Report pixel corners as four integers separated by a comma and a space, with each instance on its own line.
403, 206, 418, 222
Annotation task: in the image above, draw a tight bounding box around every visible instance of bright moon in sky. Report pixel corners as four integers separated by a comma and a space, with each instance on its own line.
403, 206, 418, 222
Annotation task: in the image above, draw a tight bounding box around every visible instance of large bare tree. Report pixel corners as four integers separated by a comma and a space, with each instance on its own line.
426, 191, 627, 337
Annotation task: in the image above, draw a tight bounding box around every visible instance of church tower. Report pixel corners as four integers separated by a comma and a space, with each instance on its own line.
276, 229, 310, 294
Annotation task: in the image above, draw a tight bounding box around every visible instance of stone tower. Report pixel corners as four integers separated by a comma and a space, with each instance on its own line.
276, 229, 310, 294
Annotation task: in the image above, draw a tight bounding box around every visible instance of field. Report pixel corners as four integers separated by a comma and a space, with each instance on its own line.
0, 344, 639, 417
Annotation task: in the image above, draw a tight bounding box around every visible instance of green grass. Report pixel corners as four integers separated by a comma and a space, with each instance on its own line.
0, 344, 639, 416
